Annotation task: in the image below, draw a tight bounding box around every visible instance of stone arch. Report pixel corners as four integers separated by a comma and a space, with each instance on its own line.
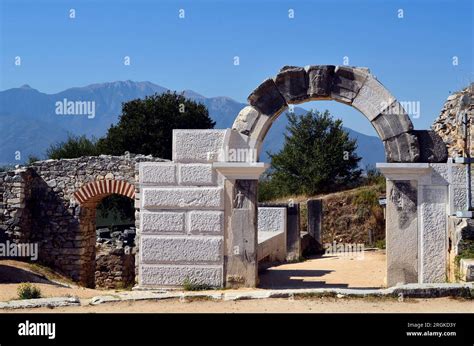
232, 65, 422, 163
74, 179, 137, 287
74, 179, 135, 205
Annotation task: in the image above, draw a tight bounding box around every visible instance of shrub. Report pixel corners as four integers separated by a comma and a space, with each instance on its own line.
182, 278, 212, 291
17, 283, 42, 299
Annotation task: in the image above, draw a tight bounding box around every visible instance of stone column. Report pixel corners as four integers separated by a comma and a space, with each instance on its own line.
307, 198, 323, 251
224, 179, 258, 287
377, 163, 433, 287
214, 162, 267, 288
385, 180, 419, 286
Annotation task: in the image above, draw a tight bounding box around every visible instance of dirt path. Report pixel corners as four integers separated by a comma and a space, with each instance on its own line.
5, 297, 473, 313
260, 250, 386, 289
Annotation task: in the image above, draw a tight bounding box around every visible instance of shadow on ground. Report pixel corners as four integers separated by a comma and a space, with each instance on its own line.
0, 262, 60, 286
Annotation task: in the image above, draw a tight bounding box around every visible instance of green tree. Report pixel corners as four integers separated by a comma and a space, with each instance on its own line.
97, 92, 215, 159
47, 134, 99, 159
265, 110, 361, 197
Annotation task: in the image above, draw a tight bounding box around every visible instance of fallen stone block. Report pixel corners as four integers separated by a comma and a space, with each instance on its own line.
0, 297, 80, 310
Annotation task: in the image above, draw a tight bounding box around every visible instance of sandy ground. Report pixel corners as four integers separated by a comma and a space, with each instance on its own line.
0, 251, 385, 302
0, 260, 113, 301
259, 250, 386, 289
1, 253, 472, 313
5, 297, 474, 313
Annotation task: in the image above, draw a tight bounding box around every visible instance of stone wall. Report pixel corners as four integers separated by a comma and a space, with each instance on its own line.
432, 83, 474, 158
0, 154, 164, 287
95, 243, 135, 289
257, 207, 287, 263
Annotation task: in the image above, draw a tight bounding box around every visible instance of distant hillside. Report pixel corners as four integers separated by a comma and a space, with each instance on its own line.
0, 81, 385, 168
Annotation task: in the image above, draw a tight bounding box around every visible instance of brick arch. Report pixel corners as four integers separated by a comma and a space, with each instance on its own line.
74, 179, 135, 205
232, 65, 423, 163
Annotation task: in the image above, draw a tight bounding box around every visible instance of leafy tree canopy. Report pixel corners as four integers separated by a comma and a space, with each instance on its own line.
261, 109, 362, 199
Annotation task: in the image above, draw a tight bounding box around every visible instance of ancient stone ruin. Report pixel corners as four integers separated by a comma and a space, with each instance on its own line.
1, 65, 473, 289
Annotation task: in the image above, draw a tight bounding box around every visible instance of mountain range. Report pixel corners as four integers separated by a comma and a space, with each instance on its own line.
0, 81, 385, 168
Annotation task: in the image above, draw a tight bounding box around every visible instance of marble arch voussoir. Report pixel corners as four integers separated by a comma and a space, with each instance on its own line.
232, 64, 423, 163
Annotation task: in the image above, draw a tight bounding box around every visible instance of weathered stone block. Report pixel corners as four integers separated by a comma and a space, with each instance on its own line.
179, 164, 215, 186
372, 111, 413, 141
273, 66, 308, 104
352, 76, 395, 121
386, 180, 418, 286
331, 66, 368, 103
383, 132, 420, 163
420, 186, 447, 283
430, 163, 449, 186
173, 129, 226, 163
141, 212, 185, 233
306, 65, 335, 99
189, 211, 224, 234
247, 78, 288, 117
413, 130, 448, 163
141, 235, 223, 263
140, 264, 223, 287
450, 164, 466, 185
232, 106, 261, 135
139, 163, 176, 185
258, 207, 286, 233
142, 187, 224, 209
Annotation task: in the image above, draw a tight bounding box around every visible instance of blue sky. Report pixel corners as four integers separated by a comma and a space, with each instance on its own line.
0, 0, 472, 136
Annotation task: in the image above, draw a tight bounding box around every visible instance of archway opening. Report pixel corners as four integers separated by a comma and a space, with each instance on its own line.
95, 194, 136, 289
74, 179, 136, 288
254, 101, 387, 289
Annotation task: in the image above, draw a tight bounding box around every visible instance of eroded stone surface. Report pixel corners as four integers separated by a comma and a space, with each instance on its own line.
306, 65, 335, 99
142, 187, 224, 209
273, 66, 308, 103
413, 130, 448, 163
232, 106, 261, 135
352, 76, 395, 121
247, 78, 288, 117
331, 66, 368, 103
383, 132, 420, 163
